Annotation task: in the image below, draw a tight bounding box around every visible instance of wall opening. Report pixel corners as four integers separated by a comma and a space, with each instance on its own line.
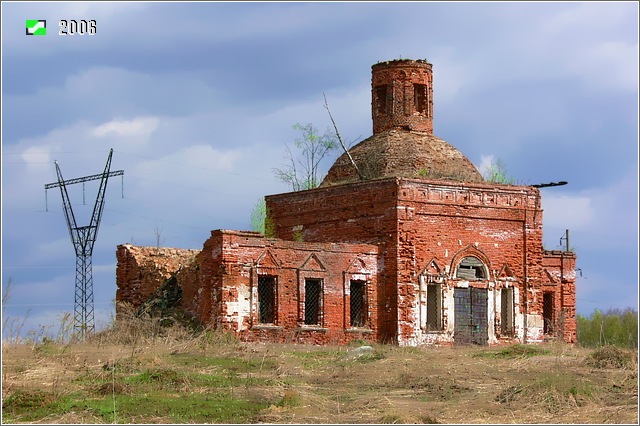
414, 83, 428, 114
456, 256, 487, 280
375, 85, 388, 115
257, 275, 277, 324
426, 283, 442, 330
349, 280, 367, 327
501, 287, 514, 336
304, 279, 322, 325
543, 292, 554, 334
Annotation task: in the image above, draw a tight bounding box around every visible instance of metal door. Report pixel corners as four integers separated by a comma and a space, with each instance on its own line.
454, 287, 488, 345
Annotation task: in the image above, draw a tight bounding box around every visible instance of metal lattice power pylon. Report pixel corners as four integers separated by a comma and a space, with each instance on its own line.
44, 149, 124, 339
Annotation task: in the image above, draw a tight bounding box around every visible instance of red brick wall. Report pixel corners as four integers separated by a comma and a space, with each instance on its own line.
211, 230, 380, 345
266, 177, 561, 345
115, 245, 200, 311
372, 59, 434, 134
116, 233, 380, 345
117, 178, 576, 346
266, 179, 400, 342
395, 178, 545, 344
542, 250, 577, 343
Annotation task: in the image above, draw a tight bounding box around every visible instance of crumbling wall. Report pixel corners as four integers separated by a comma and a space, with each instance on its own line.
542, 250, 577, 343
115, 232, 380, 345
116, 180, 576, 346
115, 244, 200, 314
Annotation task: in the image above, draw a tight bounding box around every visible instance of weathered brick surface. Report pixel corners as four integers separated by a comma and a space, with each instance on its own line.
322, 59, 483, 187
210, 230, 380, 345
371, 59, 434, 134
321, 130, 485, 187
396, 179, 546, 344
541, 250, 577, 343
265, 176, 569, 345
115, 178, 576, 346
115, 58, 577, 346
117, 232, 380, 345
115, 245, 199, 310
267, 179, 400, 341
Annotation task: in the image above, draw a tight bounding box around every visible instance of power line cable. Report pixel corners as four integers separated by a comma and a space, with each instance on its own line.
114, 150, 273, 182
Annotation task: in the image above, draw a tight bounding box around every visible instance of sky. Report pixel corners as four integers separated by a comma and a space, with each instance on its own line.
1, 1, 638, 340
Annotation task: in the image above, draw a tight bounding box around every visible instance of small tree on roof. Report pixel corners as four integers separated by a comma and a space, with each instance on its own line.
273, 123, 339, 191
484, 157, 516, 184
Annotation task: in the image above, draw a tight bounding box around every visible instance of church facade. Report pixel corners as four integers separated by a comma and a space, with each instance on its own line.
116, 59, 577, 346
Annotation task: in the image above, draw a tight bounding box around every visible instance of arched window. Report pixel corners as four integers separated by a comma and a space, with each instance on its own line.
374, 85, 388, 115
456, 256, 487, 280
414, 83, 428, 114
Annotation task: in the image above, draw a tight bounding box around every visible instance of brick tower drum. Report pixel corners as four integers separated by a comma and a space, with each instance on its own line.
372, 59, 434, 134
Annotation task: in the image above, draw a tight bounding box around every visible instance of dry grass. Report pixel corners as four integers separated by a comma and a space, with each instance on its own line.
585, 345, 638, 369
2, 319, 638, 424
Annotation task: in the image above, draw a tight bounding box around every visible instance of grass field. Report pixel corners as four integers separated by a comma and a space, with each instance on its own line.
2, 325, 637, 424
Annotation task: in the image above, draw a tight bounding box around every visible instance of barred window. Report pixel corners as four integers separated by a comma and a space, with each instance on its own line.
350, 280, 367, 327
258, 276, 276, 324
304, 279, 322, 325
501, 288, 514, 336
543, 292, 554, 334
426, 283, 442, 330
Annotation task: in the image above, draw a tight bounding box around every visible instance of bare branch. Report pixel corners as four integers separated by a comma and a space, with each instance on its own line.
323, 93, 365, 181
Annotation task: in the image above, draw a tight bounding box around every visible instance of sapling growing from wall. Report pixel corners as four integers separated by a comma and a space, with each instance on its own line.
273, 123, 339, 191
250, 198, 276, 238
484, 157, 516, 184
250, 198, 267, 234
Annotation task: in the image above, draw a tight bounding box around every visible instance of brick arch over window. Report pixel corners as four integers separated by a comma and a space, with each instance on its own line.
450, 245, 492, 281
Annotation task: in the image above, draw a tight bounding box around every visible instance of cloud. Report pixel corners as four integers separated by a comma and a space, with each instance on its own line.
522, 3, 638, 94
542, 194, 594, 230
92, 117, 160, 138
20, 146, 51, 170
430, 48, 475, 105
424, 3, 639, 97
539, 2, 635, 38
565, 40, 639, 93
543, 169, 638, 245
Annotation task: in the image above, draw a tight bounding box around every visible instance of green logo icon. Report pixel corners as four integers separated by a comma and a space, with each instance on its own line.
26, 20, 46, 36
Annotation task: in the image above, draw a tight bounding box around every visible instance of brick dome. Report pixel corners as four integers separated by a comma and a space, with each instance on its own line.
320, 129, 484, 186
321, 59, 483, 187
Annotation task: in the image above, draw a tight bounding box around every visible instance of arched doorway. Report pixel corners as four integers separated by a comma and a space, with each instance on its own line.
453, 256, 489, 345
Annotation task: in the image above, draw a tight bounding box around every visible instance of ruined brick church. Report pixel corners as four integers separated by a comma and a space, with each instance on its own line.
116, 59, 577, 346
